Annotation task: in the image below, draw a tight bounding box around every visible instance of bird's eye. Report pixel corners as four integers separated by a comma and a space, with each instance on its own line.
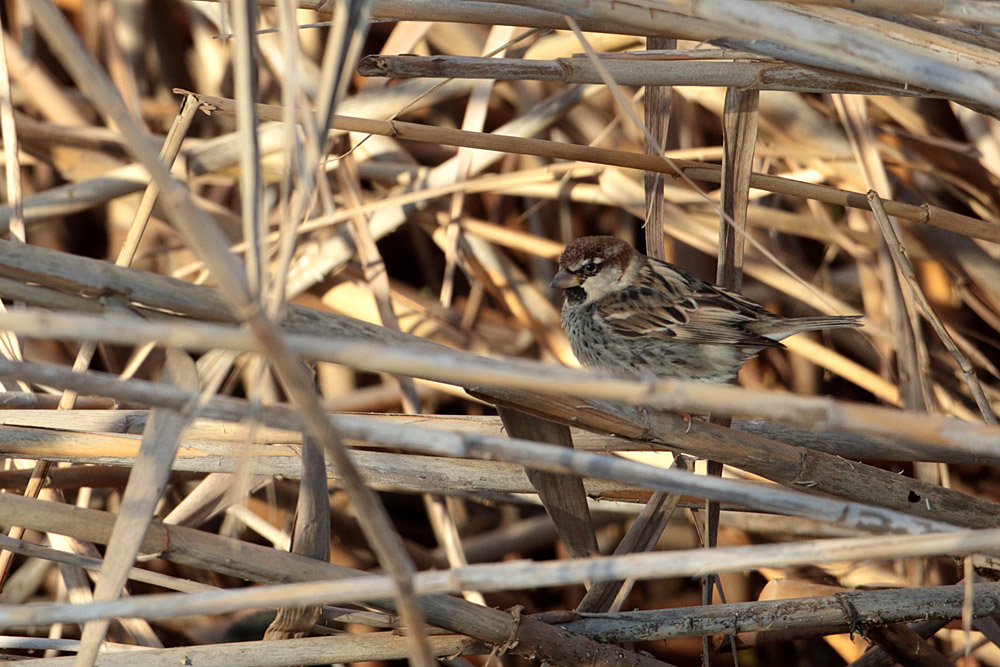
581, 261, 600, 276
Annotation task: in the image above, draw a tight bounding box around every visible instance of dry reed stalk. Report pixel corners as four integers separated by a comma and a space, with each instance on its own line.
28, 3, 436, 659
561, 579, 1000, 643
0, 492, 667, 666
497, 406, 598, 559
869, 190, 998, 424
2, 306, 996, 455
0, 94, 202, 600
359, 53, 978, 100
4, 523, 1000, 628
72, 352, 198, 664
0, 407, 977, 466
0, 356, 991, 540
23, 633, 483, 666
186, 90, 1000, 243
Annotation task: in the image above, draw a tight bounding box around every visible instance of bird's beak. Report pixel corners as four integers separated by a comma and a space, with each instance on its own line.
550, 268, 579, 289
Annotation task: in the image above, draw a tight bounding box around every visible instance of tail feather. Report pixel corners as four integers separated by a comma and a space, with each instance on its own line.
761, 315, 864, 342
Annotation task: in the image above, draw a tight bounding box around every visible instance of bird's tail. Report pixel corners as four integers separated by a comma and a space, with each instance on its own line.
763, 315, 864, 341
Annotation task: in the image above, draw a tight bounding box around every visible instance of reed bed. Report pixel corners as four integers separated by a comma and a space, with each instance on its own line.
0, 0, 999, 665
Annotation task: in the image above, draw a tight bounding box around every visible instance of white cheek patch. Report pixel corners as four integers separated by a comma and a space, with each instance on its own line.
582, 270, 622, 303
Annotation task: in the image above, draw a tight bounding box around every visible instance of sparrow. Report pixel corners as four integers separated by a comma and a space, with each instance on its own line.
551, 236, 863, 383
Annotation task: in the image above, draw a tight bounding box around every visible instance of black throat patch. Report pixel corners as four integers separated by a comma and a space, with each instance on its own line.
565, 286, 586, 304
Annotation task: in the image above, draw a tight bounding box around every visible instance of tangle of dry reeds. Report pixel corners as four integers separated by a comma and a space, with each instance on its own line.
0, 1, 1000, 666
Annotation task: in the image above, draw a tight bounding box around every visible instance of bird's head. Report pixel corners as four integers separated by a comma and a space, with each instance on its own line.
550, 236, 636, 305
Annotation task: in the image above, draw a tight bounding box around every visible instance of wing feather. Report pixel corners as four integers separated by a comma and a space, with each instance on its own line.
597, 260, 783, 348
